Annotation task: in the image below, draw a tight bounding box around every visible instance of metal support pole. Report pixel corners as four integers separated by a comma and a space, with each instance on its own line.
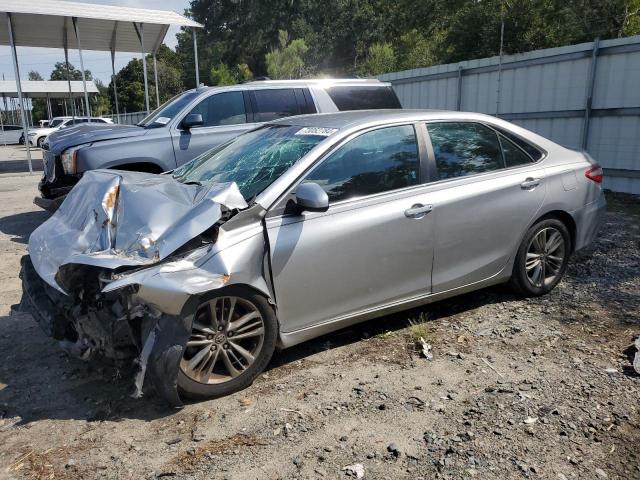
110, 22, 120, 124
495, 12, 505, 116
192, 27, 200, 87
63, 22, 76, 120
7, 13, 32, 173
0, 99, 6, 147
581, 37, 600, 151
456, 66, 463, 111
153, 53, 160, 109
134, 22, 150, 114
72, 17, 91, 118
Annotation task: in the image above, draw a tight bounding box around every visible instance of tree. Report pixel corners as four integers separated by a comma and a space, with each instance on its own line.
265, 30, 308, 79
28, 71, 47, 122
108, 46, 185, 113
178, 0, 640, 79
209, 63, 236, 86
49, 62, 91, 81
359, 43, 396, 76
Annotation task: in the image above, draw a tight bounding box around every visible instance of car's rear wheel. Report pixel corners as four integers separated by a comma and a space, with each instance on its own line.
510, 218, 570, 296
177, 286, 277, 400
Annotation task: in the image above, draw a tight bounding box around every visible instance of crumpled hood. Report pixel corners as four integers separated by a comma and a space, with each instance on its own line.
46, 123, 147, 154
28, 170, 247, 293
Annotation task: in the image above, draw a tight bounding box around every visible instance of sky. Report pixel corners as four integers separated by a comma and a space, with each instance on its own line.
0, 0, 191, 84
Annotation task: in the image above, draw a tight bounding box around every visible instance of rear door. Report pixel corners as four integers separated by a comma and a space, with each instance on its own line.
266, 123, 434, 332
248, 88, 315, 122
171, 90, 254, 166
425, 121, 547, 292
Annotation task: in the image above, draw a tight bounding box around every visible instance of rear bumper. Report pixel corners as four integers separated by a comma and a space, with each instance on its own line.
572, 193, 607, 252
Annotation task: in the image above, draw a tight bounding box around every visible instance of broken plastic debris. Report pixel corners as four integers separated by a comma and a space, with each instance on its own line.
523, 417, 538, 425
419, 337, 433, 361
634, 337, 640, 375
342, 463, 365, 478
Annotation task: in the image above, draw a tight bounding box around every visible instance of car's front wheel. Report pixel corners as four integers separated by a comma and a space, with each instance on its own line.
37, 136, 45, 148
177, 286, 277, 400
510, 218, 571, 296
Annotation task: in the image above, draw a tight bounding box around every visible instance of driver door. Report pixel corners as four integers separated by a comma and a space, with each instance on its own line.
266, 124, 435, 333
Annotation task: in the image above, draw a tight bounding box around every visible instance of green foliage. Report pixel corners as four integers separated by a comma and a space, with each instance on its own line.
210, 63, 236, 86
359, 43, 396, 76
49, 62, 91, 81
28, 71, 46, 122
176, 0, 640, 79
108, 49, 185, 112
265, 30, 309, 79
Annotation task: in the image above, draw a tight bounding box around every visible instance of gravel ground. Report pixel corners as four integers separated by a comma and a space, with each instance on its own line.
0, 174, 638, 480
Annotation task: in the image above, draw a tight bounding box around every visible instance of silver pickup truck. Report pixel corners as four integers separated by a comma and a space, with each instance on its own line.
36, 79, 401, 209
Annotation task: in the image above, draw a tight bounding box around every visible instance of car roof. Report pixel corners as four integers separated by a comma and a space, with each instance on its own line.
267, 109, 494, 129
193, 78, 392, 94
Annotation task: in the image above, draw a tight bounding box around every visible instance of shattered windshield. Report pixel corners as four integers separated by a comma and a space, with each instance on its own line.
172, 125, 336, 201
137, 90, 201, 128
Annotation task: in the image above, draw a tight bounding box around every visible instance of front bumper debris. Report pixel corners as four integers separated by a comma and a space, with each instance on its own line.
19, 255, 192, 408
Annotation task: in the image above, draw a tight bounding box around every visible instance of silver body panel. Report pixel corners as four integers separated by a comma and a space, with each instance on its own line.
27, 109, 606, 351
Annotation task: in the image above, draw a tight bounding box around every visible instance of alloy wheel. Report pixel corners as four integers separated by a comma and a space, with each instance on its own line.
180, 296, 265, 384
525, 227, 566, 288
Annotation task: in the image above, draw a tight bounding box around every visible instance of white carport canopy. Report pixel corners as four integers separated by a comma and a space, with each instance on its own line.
0, 0, 203, 173
0, 80, 98, 98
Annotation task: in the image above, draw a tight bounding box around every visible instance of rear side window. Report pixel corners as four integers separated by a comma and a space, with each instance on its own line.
252, 89, 301, 122
427, 122, 503, 180
325, 86, 401, 111
189, 91, 247, 127
494, 127, 543, 161
304, 125, 419, 202
499, 135, 534, 167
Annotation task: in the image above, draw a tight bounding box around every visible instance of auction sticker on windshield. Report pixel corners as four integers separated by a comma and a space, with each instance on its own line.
155, 117, 171, 125
295, 127, 337, 136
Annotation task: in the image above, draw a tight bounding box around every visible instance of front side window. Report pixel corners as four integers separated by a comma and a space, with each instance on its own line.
252, 89, 300, 122
427, 122, 503, 180
188, 91, 247, 127
172, 125, 332, 201
304, 125, 419, 202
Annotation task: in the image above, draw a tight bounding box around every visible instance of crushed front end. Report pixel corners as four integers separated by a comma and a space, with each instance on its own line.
19, 169, 254, 408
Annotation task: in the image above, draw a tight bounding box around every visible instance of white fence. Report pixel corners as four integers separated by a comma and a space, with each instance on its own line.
379, 36, 640, 195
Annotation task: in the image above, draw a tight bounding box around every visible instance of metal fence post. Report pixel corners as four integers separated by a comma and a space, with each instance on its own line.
456, 65, 463, 111
581, 38, 600, 150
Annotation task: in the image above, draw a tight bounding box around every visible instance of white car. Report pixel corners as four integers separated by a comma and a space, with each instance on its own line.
28, 116, 113, 148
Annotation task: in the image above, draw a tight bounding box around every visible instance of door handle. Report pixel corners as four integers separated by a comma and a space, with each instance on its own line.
520, 177, 541, 190
404, 203, 433, 218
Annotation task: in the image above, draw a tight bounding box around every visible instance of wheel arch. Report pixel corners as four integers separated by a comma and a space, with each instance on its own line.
530, 209, 577, 252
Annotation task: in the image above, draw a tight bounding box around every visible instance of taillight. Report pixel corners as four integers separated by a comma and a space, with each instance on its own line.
585, 164, 603, 183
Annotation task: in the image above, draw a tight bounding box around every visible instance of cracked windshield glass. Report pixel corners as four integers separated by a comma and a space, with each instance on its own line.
172, 125, 336, 201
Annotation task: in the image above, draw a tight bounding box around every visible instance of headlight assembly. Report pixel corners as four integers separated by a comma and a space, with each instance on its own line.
60, 145, 85, 174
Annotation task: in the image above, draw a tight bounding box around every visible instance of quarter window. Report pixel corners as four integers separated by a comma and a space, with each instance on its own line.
500, 135, 534, 167
304, 125, 419, 202
188, 91, 247, 127
427, 122, 503, 180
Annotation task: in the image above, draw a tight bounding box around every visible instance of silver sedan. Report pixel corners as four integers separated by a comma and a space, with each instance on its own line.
21, 110, 606, 405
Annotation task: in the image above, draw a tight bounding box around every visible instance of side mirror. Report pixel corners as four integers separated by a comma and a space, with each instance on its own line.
294, 183, 329, 213
182, 113, 204, 130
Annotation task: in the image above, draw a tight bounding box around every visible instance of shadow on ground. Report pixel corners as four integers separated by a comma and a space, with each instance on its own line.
0, 210, 50, 244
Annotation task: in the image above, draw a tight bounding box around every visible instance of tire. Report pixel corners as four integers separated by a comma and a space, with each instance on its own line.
177, 285, 277, 401
509, 217, 571, 296
37, 136, 45, 149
